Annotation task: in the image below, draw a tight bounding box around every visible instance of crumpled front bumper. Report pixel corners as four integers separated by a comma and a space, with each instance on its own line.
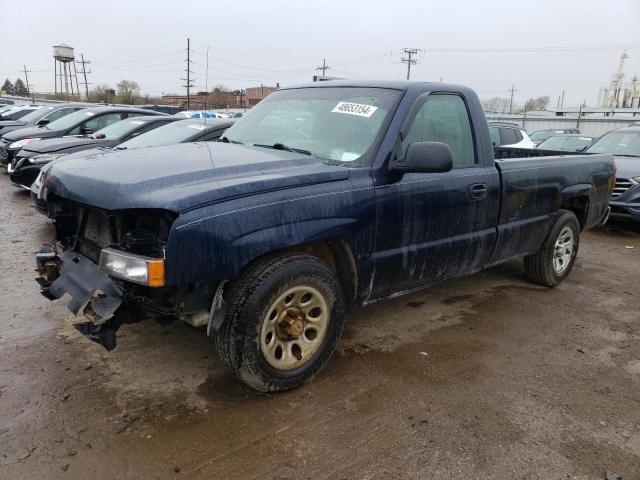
35, 245, 126, 350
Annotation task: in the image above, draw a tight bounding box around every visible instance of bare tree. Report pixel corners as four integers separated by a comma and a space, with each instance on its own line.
481, 97, 512, 114
524, 95, 551, 111
116, 80, 141, 105
89, 84, 116, 103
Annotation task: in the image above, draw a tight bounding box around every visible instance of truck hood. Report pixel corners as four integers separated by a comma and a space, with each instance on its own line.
3, 125, 62, 142
614, 156, 640, 180
45, 142, 351, 213
22, 137, 114, 155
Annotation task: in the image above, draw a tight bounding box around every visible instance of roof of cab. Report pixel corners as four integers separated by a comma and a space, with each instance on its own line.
282, 79, 471, 92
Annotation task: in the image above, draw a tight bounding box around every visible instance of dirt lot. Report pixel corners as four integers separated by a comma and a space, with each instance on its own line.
0, 179, 639, 480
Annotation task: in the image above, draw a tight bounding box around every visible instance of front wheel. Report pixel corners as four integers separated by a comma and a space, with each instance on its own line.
524, 210, 580, 287
215, 253, 346, 392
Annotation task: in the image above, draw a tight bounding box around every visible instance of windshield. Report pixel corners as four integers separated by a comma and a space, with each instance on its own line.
19, 106, 54, 122
92, 118, 149, 140
530, 130, 556, 141
586, 131, 640, 157
117, 119, 202, 149
222, 87, 402, 164
46, 109, 97, 130
538, 136, 593, 151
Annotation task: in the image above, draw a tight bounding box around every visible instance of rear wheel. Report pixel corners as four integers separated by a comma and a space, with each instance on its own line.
215, 253, 345, 392
524, 210, 580, 287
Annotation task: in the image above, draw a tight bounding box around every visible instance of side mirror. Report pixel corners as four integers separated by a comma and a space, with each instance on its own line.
81, 127, 94, 135
36, 119, 49, 126
392, 141, 453, 173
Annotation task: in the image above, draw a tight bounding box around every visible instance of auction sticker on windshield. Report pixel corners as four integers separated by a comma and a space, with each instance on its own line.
331, 102, 378, 118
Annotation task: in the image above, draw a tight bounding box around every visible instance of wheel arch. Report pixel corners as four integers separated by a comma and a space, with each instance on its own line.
240, 238, 359, 310
559, 185, 591, 230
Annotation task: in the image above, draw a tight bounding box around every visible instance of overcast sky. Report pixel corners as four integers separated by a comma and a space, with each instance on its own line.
1, 0, 639, 107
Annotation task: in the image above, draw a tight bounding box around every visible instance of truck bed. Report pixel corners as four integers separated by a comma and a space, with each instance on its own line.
489, 151, 614, 264
494, 146, 586, 160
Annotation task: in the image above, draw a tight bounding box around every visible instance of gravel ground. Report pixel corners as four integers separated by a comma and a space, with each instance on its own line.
0, 178, 638, 480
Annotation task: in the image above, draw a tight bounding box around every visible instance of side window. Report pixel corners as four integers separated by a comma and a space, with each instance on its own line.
500, 128, 518, 145
514, 129, 523, 142
69, 113, 123, 134
44, 108, 73, 123
84, 113, 123, 132
401, 94, 476, 167
203, 129, 225, 141
489, 127, 501, 146
124, 122, 155, 139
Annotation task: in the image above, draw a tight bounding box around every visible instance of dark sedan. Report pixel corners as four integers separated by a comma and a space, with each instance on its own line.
0, 105, 42, 121
9, 115, 177, 189
585, 126, 640, 222
0, 106, 161, 167
31, 117, 234, 212
0, 104, 84, 137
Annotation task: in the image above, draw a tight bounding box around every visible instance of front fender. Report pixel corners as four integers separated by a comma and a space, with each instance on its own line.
163, 175, 376, 285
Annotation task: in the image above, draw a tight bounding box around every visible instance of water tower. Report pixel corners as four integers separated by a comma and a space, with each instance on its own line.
53, 44, 80, 97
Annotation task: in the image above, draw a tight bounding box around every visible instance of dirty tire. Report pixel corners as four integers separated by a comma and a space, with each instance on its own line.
215, 253, 346, 393
524, 210, 580, 287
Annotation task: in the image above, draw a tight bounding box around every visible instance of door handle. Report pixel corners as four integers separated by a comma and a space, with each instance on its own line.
470, 183, 488, 200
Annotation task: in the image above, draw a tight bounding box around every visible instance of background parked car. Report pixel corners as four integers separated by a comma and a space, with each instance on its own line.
529, 128, 580, 146
0, 103, 85, 136
112, 117, 234, 149
0, 105, 41, 121
9, 115, 177, 189
585, 125, 640, 222
536, 134, 595, 152
177, 110, 232, 119
30, 117, 235, 212
488, 122, 536, 148
0, 106, 160, 167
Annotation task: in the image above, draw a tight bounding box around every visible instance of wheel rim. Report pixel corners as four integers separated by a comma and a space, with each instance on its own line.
552, 226, 574, 274
260, 285, 330, 371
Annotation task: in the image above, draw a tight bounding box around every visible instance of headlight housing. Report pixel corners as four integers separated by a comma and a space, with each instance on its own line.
98, 248, 165, 287
9, 138, 41, 150
30, 153, 66, 164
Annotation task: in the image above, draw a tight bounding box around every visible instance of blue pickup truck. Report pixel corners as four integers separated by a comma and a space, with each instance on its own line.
35, 81, 614, 392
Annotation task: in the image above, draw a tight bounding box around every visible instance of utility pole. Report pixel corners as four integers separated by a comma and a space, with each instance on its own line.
316, 59, 330, 77
181, 38, 194, 110
508, 85, 516, 114
22, 65, 31, 96
560, 90, 565, 108
401, 48, 419, 80
78, 54, 91, 101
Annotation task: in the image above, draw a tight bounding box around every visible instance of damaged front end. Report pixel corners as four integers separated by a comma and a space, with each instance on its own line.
35, 199, 180, 351
36, 244, 126, 351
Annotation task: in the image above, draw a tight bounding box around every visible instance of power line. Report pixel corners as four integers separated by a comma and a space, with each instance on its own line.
180, 38, 195, 109
78, 54, 91, 100
401, 48, 419, 80
22, 65, 31, 96
316, 59, 330, 77
509, 85, 517, 113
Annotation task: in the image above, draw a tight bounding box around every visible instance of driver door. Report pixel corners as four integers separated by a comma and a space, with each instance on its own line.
371, 93, 499, 298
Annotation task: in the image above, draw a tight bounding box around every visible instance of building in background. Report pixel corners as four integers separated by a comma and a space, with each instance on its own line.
161, 84, 279, 110
598, 51, 640, 108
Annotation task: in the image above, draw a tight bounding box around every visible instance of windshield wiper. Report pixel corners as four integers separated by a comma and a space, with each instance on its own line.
253, 142, 312, 156
220, 136, 243, 144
